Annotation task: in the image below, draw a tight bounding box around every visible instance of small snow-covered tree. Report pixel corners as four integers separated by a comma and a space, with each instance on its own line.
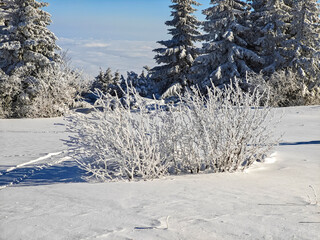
192, 0, 264, 89
120, 70, 157, 98
113, 70, 121, 83
151, 0, 201, 94
92, 68, 115, 93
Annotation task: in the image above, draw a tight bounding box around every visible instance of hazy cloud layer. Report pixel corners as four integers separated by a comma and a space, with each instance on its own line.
57, 38, 160, 77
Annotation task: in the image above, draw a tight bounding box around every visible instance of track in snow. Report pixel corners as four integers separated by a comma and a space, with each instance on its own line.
0, 152, 84, 189
5, 152, 62, 173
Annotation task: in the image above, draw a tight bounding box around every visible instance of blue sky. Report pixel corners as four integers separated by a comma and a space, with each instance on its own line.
46, 0, 210, 76
47, 0, 209, 40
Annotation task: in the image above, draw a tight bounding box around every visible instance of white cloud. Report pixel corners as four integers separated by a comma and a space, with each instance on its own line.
57, 38, 160, 78
57, 37, 78, 45
83, 42, 111, 48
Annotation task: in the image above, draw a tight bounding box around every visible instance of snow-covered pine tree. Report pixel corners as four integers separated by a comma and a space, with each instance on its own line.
251, 0, 320, 105
113, 70, 120, 84
0, 0, 74, 118
0, 0, 60, 76
151, 0, 201, 95
191, 0, 264, 89
119, 71, 148, 97
93, 68, 114, 93
289, 0, 320, 89
91, 68, 124, 98
0, 0, 12, 24
250, 0, 292, 75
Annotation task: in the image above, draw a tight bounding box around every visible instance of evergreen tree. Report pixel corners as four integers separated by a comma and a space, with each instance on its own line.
250, 0, 320, 105
93, 68, 113, 92
250, 0, 292, 75
192, 0, 264, 89
113, 70, 120, 84
289, 0, 320, 88
151, 0, 201, 94
0, 0, 64, 118
0, 0, 60, 76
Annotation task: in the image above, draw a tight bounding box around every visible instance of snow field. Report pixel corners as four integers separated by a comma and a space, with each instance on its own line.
0, 105, 319, 239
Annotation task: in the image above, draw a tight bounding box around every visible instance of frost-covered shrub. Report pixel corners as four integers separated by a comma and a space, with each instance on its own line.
67, 89, 170, 181
164, 82, 277, 174
67, 82, 278, 182
0, 62, 88, 118
23, 64, 87, 118
267, 71, 320, 107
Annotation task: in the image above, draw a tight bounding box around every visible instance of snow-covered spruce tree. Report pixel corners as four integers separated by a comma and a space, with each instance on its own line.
91, 67, 157, 102
0, 0, 17, 116
0, 0, 61, 75
251, 0, 320, 105
0, 0, 65, 118
92, 68, 117, 94
0, 1, 86, 118
191, 0, 264, 90
151, 0, 201, 95
289, 0, 320, 90
119, 69, 158, 98
250, 0, 292, 75
0, 68, 21, 117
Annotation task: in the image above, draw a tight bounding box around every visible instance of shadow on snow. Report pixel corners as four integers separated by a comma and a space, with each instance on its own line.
279, 140, 320, 146
0, 162, 86, 188
2, 140, 319, 188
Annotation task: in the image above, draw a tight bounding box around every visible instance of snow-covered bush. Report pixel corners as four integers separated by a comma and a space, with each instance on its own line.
67, 82, 278, 182
266, 71, 320, 107
67, 88, 171, 181
0, 69, 21, 118
22, 64, 88, 118
165, 82, 277, 173
0, 61, 88, 118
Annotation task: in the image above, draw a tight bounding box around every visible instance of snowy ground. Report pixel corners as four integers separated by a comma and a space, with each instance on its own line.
0, 106, 319, 240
